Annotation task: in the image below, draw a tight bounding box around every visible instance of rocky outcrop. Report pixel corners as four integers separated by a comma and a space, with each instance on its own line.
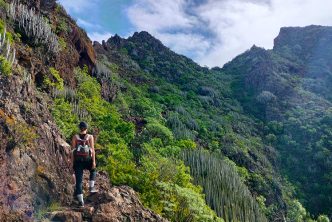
0, 72, 74, 221
69, 25, 96, 72
49, 172, 167, 222
0, 1, 165, 221
273, 25, 332, 62
11, 0, 53, 11
0, 72, 165, 220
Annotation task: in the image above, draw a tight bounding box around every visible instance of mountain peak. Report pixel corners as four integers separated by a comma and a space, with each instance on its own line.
132, 31, 154, 38
273, 25, 332, 60
129, 31, 165, 47
107, 34, 124, 46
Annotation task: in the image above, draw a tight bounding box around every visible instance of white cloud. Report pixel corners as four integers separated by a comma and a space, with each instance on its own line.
127, 0, 208, 61
159, 33, 211, 57
127, 0, 197, 32
127, 0, 332, 67
88, 32, 113, 43
77, 18, 102, 29
58, 0, 97, 13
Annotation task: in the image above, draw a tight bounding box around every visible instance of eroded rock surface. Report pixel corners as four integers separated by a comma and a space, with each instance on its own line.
49, 172, 167, 222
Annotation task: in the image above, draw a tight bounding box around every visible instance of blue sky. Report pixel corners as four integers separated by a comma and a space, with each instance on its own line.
58, 0, 134, 39
58, 0, 332, 68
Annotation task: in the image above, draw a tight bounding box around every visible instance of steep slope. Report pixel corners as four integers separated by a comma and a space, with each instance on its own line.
0, 0, 166, 221
93, 27, 332, 220
94, 33, 286, 221
223, 25, 332, 217
1, 0, 331, 220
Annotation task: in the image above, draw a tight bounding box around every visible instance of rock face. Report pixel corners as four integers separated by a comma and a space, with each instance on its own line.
0, 1, 165, 221
274, 25, 332, 62
273, 25, 332, 101
0, 71, 74, 221
49, 172, 167, 222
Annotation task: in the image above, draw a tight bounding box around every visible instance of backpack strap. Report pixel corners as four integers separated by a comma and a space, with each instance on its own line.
84, 134, 91, 146
76, 134, 89, 141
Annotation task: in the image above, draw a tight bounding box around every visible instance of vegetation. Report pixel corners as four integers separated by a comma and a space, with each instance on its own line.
88, 31, 332, 221
44, 68, 64, 90
0, 56, 12, 76
0, 19, 14, 43
35, 201, 61, 221
222, 39, 332, 217
182, 149, 268, 222
97, 33, 286, 220
0, 21, 16, 76
7, 2, 59, 53
47, 24, 332, 221
51, 66, 222, 221
0, 1, 330, 220
0, 0, 6, 10
1, 113, 39, 149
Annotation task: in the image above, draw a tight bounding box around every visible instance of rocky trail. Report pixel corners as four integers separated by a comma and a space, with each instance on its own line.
47, 172, 166, 222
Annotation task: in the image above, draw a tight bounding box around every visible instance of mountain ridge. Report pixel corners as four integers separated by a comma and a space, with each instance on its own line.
94, 24, 332, 219
0, 0, 331, 221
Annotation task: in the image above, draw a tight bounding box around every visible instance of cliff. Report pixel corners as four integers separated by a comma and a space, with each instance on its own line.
0, 0, 166, 221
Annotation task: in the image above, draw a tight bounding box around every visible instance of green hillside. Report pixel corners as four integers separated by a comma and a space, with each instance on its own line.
0, 0, 330, 220
86, 28, 332, 221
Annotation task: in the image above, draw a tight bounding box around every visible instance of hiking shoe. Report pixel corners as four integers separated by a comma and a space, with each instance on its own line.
89, 187, 98, 193
76, 194, 84, 207
78, 201, 84, 207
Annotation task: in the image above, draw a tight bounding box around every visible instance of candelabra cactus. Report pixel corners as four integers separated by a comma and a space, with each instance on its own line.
0, 27, 16, 66
0, 27, 16, 76
7, 1, 59, 53
182, 150, 268, 222
93, 61, 112, 80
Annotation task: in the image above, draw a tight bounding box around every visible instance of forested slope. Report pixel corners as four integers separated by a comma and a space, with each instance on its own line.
0, 0, 331, 221
90, 27, 332, 221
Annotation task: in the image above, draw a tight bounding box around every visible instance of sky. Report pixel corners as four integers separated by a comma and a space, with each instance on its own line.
58, 0, 332, 68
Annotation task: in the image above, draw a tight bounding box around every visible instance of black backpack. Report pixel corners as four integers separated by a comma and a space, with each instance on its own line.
73, 134, 92, 162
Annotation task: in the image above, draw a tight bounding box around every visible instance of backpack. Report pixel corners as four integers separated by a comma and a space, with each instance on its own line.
73, 134, 92, 162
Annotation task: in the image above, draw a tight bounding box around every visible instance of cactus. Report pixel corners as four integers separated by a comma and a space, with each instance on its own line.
182, 150, 268, 222
52, 86, 77, 102
7, 1, 59, 53
0, 27, 16, 75
93, 61, 112, 81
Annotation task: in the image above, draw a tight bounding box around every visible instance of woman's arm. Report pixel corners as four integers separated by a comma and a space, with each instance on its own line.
90, 135, 96, 169
71, 135, 76, 169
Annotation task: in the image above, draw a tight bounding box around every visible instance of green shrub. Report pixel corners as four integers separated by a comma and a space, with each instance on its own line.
317, 215, 330, 222
157, 182, 223, 222
101, 143, 138, 186
286, 200, 307, 222
58, 37, 67, 50
145, 121, 174, 144
0, 56, 12, 76
56, 19, 69, 34
51, 66, 224, 222
44, 68, 64, 90
8, 120, 38, 147
51, 98, 78, 139
0, 19, 13, 43
0, 0, 7, 9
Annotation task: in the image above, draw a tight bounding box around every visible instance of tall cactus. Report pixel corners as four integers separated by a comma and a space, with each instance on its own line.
7, 1, 59, 53
0, 28, 16, 67
182, 150, 268, 222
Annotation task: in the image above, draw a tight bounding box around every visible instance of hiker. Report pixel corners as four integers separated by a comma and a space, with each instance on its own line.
71, 121, 98, 207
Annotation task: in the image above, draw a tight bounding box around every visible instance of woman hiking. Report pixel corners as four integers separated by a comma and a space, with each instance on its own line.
71, 121, 98, 207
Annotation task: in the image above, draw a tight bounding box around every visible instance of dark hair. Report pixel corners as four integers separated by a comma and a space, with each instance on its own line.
79, 121, 88, 130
